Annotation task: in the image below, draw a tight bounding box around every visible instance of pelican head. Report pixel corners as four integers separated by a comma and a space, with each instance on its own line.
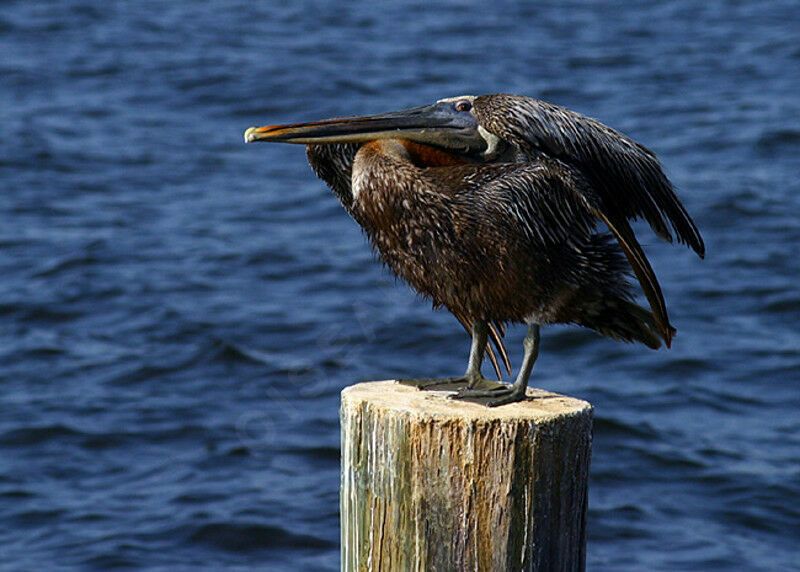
244, 95, 493, 158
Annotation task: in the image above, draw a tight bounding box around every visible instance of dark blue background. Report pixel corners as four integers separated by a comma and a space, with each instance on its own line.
1, 1, 798, 569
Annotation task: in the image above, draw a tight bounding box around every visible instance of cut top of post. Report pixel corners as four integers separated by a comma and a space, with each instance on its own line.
341, 380, 591, 422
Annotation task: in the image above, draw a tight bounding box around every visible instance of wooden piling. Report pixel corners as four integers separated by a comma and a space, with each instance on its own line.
340, 381, 593, 571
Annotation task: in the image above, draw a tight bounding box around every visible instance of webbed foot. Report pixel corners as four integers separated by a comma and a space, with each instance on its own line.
398, 374, 505, 392
451, 324, 541, 407
450, 384, 528, 406
397, 377, 466, 390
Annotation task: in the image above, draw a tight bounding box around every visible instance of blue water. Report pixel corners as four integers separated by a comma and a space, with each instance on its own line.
1, 1, 798, 569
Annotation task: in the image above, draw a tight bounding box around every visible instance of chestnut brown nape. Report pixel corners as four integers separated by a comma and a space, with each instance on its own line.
398, 140, 476, 168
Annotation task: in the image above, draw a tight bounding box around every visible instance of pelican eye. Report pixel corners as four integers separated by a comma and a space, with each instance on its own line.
455, 100, 472, 112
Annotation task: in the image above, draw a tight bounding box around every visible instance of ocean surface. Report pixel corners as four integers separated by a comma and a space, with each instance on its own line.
1, 1, 798, 569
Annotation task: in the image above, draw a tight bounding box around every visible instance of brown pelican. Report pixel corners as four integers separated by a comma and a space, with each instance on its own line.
244, 94, 704, 406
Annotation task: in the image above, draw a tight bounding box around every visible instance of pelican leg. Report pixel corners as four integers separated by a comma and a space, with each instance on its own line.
398, 320, 503, 391
452, 324, 540, 406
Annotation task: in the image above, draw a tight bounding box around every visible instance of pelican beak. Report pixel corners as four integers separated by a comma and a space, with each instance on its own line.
244, 102, 487, 155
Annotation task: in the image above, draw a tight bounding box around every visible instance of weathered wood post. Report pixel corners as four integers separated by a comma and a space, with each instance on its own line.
340, 381, 593, 571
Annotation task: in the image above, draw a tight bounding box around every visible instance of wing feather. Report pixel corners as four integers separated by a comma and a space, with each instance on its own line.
588, 209, 675, 346
488, 321, 512, 375
454, 313, 507, 380
475, 95, 705, 258
480, 159, 675, 345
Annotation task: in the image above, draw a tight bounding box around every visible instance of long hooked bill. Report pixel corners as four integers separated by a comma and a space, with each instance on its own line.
244, 103, 486, 154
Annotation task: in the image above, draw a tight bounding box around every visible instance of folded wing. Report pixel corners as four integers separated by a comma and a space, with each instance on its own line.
474, 95, 705, 259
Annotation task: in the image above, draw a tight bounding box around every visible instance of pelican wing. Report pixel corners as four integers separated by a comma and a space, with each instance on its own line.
586, 207, 675, 346
475, 95, 705, 258
477, 159, 675, 345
